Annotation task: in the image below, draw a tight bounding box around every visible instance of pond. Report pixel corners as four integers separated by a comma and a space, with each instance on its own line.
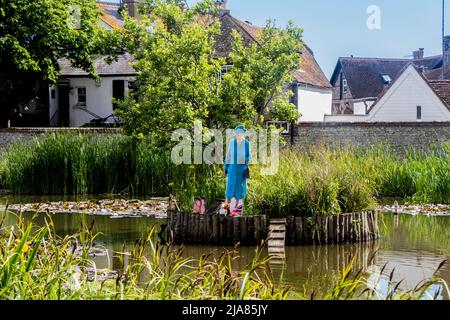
1, 195, 449, 300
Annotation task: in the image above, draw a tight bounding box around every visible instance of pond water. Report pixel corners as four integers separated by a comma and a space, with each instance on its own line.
1, 196, 449, 300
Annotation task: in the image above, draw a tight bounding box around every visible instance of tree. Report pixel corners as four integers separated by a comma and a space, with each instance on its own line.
226, 21, 303, 124
0, 0, 104, 127
115, 0, 302, 145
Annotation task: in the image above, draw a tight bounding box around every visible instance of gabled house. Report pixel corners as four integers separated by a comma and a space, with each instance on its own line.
53, 0, 332, 127
50, 54, 137, 127
49, 2, 137, 127
214, 4, 332, 122
365, 65, 450, 122
327, 35, 450, 122
15, 0, 331, 127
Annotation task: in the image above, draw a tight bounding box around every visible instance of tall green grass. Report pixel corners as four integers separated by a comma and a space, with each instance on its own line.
0, 134, 448, 217
0, 133, 224, 211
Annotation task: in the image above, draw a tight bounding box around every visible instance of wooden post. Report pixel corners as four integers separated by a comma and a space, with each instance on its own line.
226, 216, 234, 245
370, 211, 375, 240
199, 214, 205, 243
219, 215, 226, 245
260, 215, 268, 240
351, 213, 356, 243
247, 216, 255, 246
240, 217, 248, 246
180, 212, 188, 243
374, 210, 379, 239
332, 215, 338, 244
233, 217, 241, 244
286, 216, 294, 245
294, 217, 302, 245
254, 216, 261, 244
358, 213, 362, 243
195, 214, 200, 243
344, 214, 349, 243
363, 212, 368, 242
327, 215, 333, 244
205, 214, 211, 244
212, 214, 220, 244
186, 213, 192, 242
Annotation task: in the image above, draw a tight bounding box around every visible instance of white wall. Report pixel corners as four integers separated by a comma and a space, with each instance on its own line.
50, 76, 135, 127
324, 115, 368, 122
353, 101, 375, 115
368, 65, 450, 122
297, 85, 332, 122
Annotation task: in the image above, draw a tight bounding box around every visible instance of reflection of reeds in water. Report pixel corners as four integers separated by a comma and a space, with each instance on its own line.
1, 211, 448, 300
379, 213, 450, 254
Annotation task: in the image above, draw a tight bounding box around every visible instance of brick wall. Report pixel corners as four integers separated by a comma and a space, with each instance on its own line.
291, 122, 450, 153
0, 128, 122, 151
1, 123, 449, 154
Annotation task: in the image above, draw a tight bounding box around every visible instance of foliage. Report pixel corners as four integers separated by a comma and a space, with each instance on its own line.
248, 148, 377, 217
0, 0, 107, 126
114, 0, 302, 146
227, 21, 303, 123
0, 133, 225, 211
1, 134, 449, 217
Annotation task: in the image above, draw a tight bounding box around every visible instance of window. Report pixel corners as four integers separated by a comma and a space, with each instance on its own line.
76, 87, 87, 107
51, 90, 56, 99
417, 106, 422, 120
112, 80, 125, 110
266, 121, 291, 136
217, 65, 233, 83
381, 74, 392, 84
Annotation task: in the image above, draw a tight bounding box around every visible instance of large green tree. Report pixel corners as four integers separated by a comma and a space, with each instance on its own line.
115, 0, 303, 145
0, 0, 103, 127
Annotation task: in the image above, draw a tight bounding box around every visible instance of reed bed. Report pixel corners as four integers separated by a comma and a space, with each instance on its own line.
0, 134, 448, 217
0, 213, 447, 300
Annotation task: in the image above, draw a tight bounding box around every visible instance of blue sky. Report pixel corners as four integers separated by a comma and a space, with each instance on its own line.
112, 0, 449, 78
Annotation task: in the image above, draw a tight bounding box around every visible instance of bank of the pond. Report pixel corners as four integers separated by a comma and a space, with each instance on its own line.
0, 134, 448, 218
7, 198, 169, 219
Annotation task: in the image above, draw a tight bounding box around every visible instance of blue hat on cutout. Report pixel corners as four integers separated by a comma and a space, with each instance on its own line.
234, 125, 247, 134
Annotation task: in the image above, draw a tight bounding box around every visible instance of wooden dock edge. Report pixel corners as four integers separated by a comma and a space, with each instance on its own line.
167, 211, 380, 246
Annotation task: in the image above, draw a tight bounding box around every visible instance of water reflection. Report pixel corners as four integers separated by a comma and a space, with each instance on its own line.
1, 199, 449, 299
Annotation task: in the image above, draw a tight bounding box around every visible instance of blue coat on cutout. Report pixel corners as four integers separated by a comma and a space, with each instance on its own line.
224, 139, 251, 200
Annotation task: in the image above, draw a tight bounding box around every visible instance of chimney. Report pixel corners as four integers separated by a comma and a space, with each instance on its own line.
123, 0, 141, 20
214, 0, 229, 14
413, 48, 424, 60
444, 36, 450, 76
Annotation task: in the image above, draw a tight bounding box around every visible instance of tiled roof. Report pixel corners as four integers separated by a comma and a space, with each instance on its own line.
59, 54, 137, 76
332, 55, 444, 99
216, 12, 331, 88
367, 65, 450, 113
424, 67, 450, 80
98, 2, 124, 29
63, 5, 330, 88
334, 58, 410, 99
428, 80, 450, 110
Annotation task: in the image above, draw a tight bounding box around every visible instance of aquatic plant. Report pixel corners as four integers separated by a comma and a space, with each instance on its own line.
0, 134, 448, 218
0, 213, 447, 300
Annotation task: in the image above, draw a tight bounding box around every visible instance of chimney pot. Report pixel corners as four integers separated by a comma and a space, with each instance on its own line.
413, 48, 425, 60
123, 0, 141, 20
214, 0, 229, 14
444, 35, 450, 77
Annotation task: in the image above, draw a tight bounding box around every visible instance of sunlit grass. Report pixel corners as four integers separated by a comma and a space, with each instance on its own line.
0, 134, 448, 218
